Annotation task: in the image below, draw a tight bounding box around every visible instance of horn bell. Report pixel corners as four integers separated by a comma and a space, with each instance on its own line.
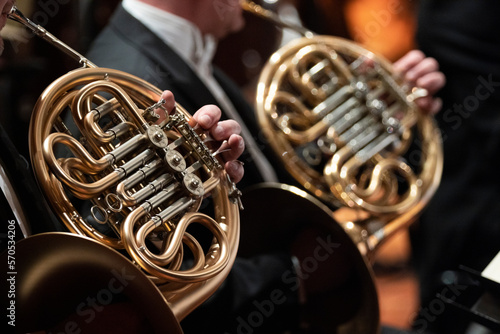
2, 232, 182, 334
238, 183, 380, 333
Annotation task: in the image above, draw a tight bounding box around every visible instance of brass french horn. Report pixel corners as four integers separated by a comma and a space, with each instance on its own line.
7, 6, 241, 332
242, 0, 443, 259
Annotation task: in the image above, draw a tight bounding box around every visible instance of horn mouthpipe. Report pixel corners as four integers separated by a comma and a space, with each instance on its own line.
8, 6, 96, 68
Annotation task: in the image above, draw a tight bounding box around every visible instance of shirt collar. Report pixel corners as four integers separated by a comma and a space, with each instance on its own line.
122, 0, 217, 74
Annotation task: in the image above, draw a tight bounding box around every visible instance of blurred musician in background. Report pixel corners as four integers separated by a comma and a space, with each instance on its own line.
0, 0, 14, 55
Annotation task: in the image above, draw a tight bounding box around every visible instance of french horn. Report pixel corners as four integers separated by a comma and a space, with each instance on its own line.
241, 0, 443, 259
7, 6, 241, 332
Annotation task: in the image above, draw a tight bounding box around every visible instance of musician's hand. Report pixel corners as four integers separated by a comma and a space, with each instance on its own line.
159, 91, 245, 183
0, 1, 14, 30
393, 50, 446, 114
1, 0, 15, 55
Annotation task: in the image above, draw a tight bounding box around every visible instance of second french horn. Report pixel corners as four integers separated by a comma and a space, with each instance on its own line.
242, 0, 443, 257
